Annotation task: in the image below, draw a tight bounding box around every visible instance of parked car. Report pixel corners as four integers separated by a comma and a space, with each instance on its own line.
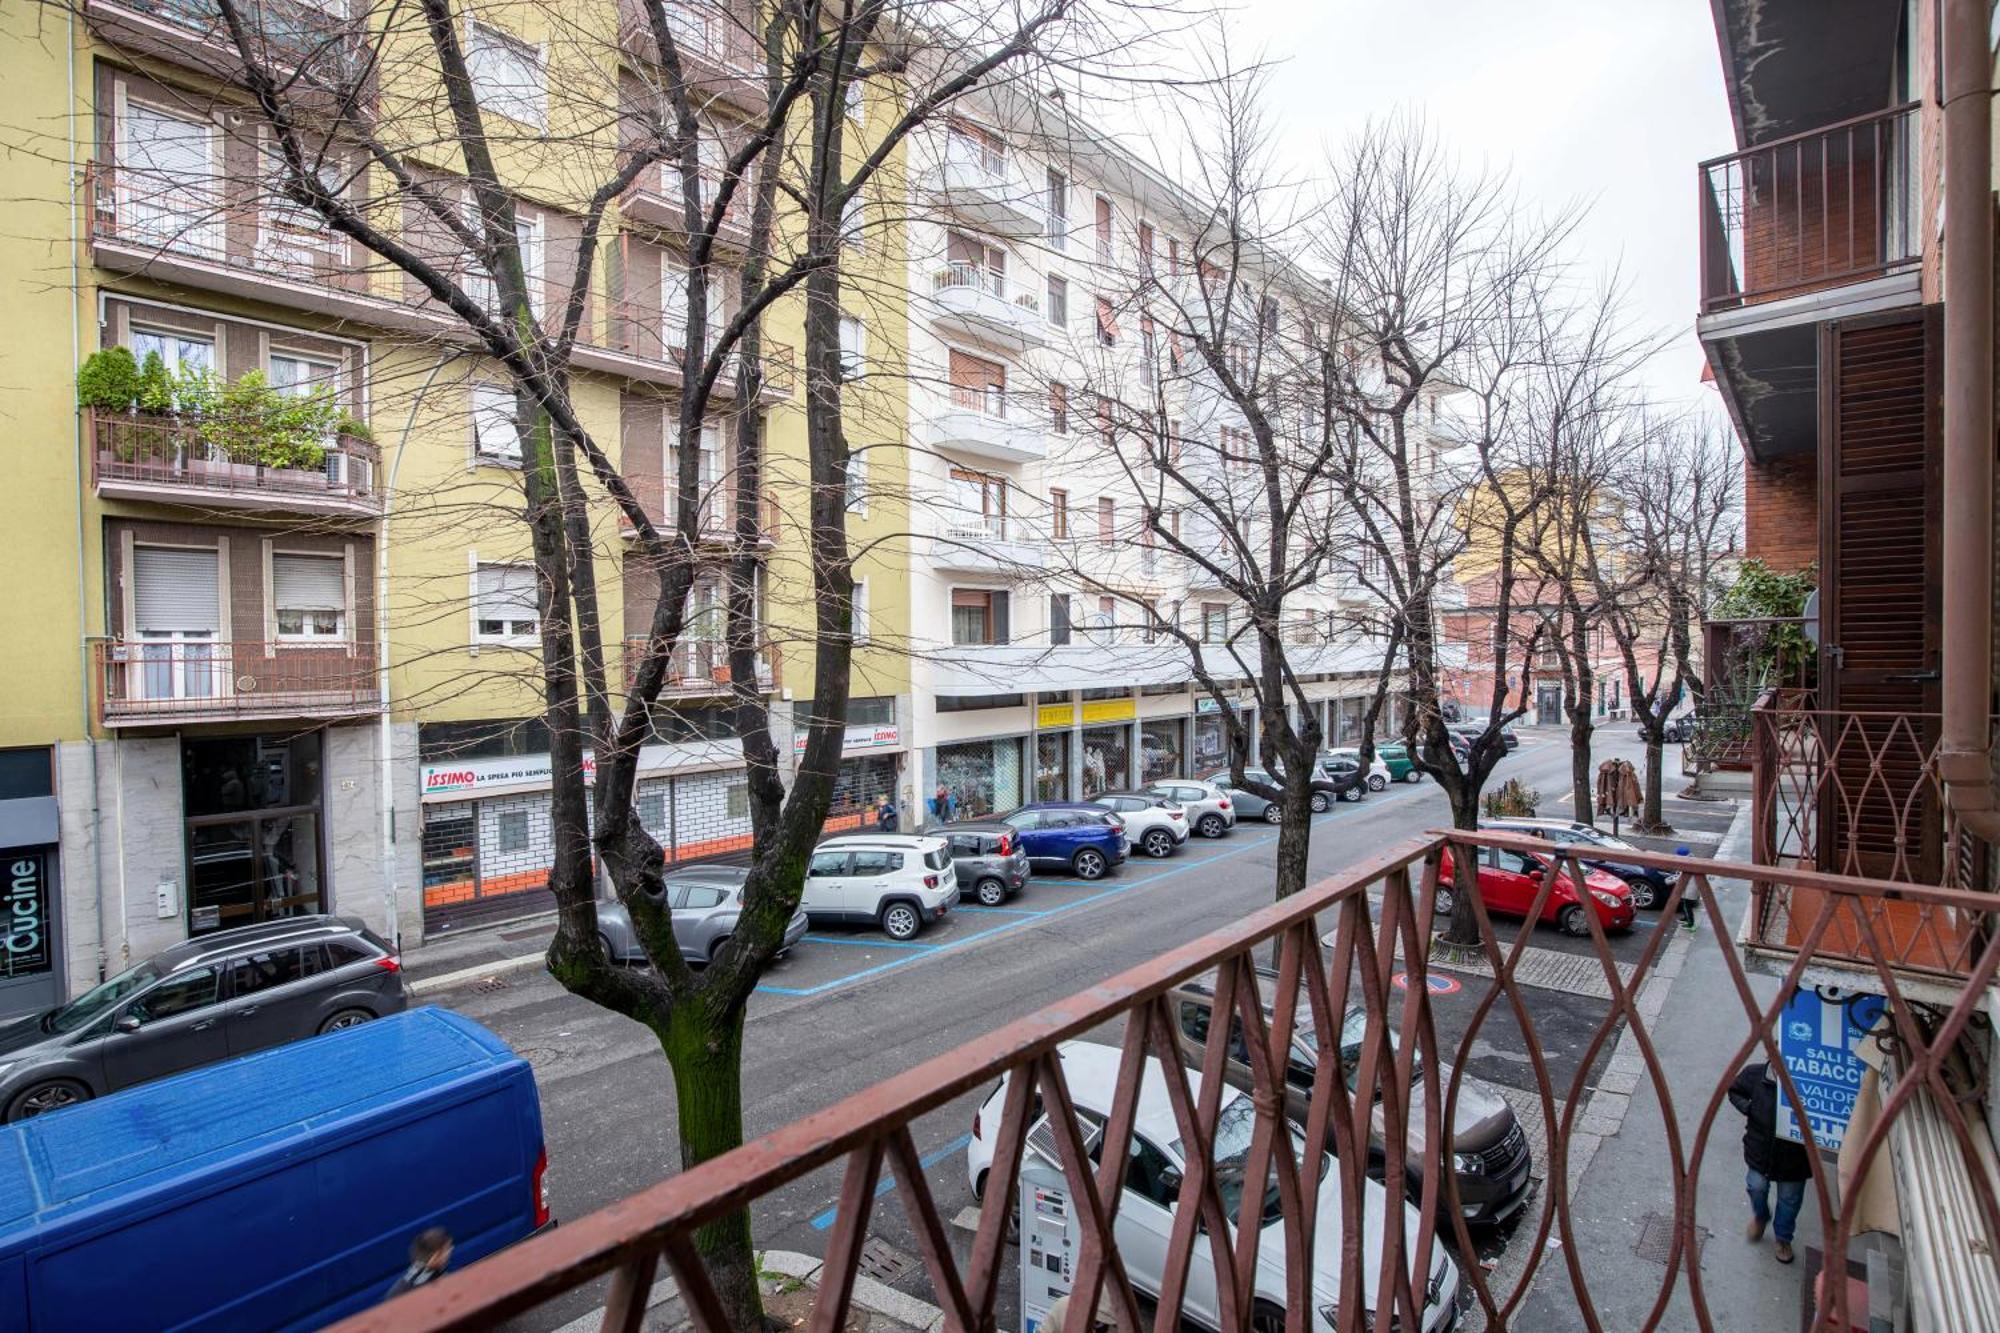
0, 1008, 550, 1328
596, 864, 809, 965
804, 834, 959, 940
1438, 842, 1636, 936
966, 1041, 1462, 1333
1091, 790, 1190, 858
1449, 722, 1518, 753
1644, 715, 1696, 743
1143, 778, 1237, 838
1200, 763, 1361, 822
939, 820, 1032, 906
1376, 742, 1423, 783
998, 802, 1129, 880
1482, 817, 1678, 910
0, 915, 408, 1122
1322, 748, 1393, 792
1168, 970, 1533, 1225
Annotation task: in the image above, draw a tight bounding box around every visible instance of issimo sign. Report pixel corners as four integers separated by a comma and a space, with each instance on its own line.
420, 740, 743, 800
4, 850, 52, 979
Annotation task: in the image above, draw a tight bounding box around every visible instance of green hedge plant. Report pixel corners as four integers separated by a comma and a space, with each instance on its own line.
76, 347, 140, 411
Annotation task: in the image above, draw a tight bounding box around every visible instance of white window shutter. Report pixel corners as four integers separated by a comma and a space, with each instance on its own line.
132, 547, 221, 633
273, 554, 345, 610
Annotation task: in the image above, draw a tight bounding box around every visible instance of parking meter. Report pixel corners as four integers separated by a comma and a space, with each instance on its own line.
1018, 1160, 1079, 1333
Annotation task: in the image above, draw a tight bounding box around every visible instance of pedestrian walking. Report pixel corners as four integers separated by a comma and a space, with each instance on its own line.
1673, 845, 1698, 933
385, 1227, 454, 1300
874, 793, 899, 832
1728, 1062, 1811, 1264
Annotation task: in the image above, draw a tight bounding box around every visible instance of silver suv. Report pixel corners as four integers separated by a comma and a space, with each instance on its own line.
806, 835, 959, 940
1143, 779, 1237, 838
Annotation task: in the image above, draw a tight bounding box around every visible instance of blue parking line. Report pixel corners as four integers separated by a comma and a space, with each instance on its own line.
802, 934, 941, 951
809, 1131, 975, 1230
953, 904, 1047, 917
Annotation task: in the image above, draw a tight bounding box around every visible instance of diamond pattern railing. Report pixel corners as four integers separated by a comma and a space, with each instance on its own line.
330, 831, 2000, 1333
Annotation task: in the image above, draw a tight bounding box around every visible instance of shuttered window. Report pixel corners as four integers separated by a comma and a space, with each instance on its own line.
475, 564, 539, 641
274, 553, 345, 640
133, 546, 221, 634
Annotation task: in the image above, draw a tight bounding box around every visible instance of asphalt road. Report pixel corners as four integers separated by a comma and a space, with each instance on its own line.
429, 727, 1685, 1329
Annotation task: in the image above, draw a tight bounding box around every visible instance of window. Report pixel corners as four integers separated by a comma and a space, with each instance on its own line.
851, 579, 869, 642
1139, 313, 1156, 384
120, 100, 219, 253
679, 883, 729, 910
948, 468, 1007, 537
808, 850, 849, 877
471, 383, 522, 463
1260, 295, 1280, 334
1096, 395, 1115, 448
1095, 296, 1117, 347
726, 783, 750, 819
840, 191, 864, 251
849, 849, 901, 876
1049, 383, 1069, 435
1097, 496, 1115, 547
1167, 236, 1181, 275
1045, 275, 1068, 327
128, 966, 219, 1023
947, 348, 1007, 416
1094, 194, 1114, 264
1201, 602, 1228, 644
838, 314, 866, 379
129, 327, 216, 390
661, 260, 726, 357
228, 946, 318, 997
1050, 593, 1072, 646
268, 353, 340, 412
843, 78, 865, 124
273, 553, 345, 641
666, 421, 724, 529
637, 790, 667, 832
465, 209, 543, 318
945, 231, 1006, 292
466, 22, 546, 128
844, 449, 867, 515
475, 563, 540, 642
1049, 488, 1069, 539
496, 808, 530, 853
1045, 167, 1069, 248
1097, 595, 1118, 642
951, 589, 1009, 645
1137, 221, 1154, 273
1222, 425, 1253, 473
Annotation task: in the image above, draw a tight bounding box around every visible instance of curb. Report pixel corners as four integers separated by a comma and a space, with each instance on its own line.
407, 950, 548, 996
549, 1249, 947, 1333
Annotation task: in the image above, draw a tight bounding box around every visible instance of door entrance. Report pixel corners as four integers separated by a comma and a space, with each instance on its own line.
181, 734, 326, 934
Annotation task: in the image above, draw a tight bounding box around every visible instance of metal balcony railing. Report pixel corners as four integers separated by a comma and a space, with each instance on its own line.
96, 638, 379, 724
88, 408, 381, 513
1698, 104, 1921, 314
1686, 617, 1816, 774
622, 636, 777, 695
88, 0, 366, 84
334, 829, 2000, 1333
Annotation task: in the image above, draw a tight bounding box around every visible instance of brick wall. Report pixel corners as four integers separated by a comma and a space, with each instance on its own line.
1743, 453, 1818, 574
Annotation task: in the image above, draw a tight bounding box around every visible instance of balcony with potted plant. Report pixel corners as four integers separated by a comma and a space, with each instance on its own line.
79, 346, 381, 517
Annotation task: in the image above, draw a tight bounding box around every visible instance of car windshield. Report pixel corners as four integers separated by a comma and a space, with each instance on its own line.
1175, 1096, 1316, 1228
47, 960, 163, 1033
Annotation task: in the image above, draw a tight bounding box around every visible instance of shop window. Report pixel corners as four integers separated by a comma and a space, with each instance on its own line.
0, 748, 53, 800
937, 693, 1026, 712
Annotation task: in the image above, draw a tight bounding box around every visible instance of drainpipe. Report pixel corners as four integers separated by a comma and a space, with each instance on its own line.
375, 351, 461, 952
1938, 0, 2000, 842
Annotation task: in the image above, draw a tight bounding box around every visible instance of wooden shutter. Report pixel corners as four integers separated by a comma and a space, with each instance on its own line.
1816, 305, 1941, 882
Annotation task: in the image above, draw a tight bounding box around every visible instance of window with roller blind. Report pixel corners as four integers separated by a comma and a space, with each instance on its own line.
947, 348, 1007, 416
273, 553, 346, 641
133, 546, 222, 639
475, 563, 540, 643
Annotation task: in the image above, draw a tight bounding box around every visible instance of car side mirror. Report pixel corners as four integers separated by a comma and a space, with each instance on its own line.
1158, 1165, 1184, 1197
114, 1014, 142, 1034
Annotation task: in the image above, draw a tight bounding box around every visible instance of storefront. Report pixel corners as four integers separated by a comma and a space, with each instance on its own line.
1139, 717, 1184, 784
181, 733, 326, 935
935, 737, 1025, 819
1035, 731, 1069, 801
0, 747, 61, 1020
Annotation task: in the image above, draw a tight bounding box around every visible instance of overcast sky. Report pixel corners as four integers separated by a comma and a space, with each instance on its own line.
1202, 0, 1738, 413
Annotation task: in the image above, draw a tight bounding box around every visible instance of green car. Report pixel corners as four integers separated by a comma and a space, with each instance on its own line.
1374, 743, 1422, 783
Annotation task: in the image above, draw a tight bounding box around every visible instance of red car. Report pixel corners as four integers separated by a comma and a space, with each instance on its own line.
1438, 844, 1636, 936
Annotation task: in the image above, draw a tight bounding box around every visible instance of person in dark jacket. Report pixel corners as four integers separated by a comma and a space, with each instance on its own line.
385, 1227, 453, 1299
1728, 1061, 1812, 1263
873, 793, 899, 832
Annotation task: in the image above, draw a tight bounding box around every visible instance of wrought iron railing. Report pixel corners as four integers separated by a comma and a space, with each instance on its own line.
96, 638, 379, 723
1699, 104, 1921, 313
1687, 617, 1815, 774
89, 408, 380, 511
333, 830, 2000, 1333
622, 636, 777, 695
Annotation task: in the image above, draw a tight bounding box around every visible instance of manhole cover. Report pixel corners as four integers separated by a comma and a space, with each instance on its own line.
472, 976, 510, 994
1633, 1211, 1708, 1265
858, 1237, 916, 1284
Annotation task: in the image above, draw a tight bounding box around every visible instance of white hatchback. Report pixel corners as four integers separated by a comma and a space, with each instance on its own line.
805, 835, 959, 940
966, 1041, 1461, 1332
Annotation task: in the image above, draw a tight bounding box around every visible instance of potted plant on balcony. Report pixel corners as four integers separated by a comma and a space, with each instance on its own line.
77, 347, 143, 465
186, 370, 337, 486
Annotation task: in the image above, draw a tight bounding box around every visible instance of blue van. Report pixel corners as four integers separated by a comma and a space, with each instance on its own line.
0, 1006, 550, 1331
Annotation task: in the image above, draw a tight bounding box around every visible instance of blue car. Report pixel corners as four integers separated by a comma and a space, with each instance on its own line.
998, 802, 1129, 880
1482, 817, 1678, 910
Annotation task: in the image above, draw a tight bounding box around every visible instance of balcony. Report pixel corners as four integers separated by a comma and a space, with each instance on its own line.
925, 516, 1046, 575
89, 408, 381, 518
1686, 617, 1814, 774
927, 263, 1048, 354
619, 168, 755, 256
929, 388, 1044, 464
623, 636, 777, 698
83, 0, 365, 102
96, 639, 379, 727
924, 140, 1045, 240
615, 0, 767, 116
345, 828, 2000, 1333
620, 482, 778, 547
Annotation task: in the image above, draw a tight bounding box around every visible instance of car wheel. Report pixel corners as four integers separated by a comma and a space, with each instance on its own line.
1197, 813, 1226, 838
598, 930, 620, 963
1310, 791, 1332, 813
1072, 848, 1108, 880
319, 1008, 376, 1035
1559, 904, 1591, 937
975, 877, 1008, 907
1251, 1302, 1286, 1333
1627, 877, 1661, 911
1263, 804, 1284, 825
1142, 829, 1175, 858
1368, 774, 1388, 792
707, 934, 733, 963
7, 1080, 90, 1123
881, 901, 923, 941
1405, 769, 1423, 783
1342, 785, 1364, 802
1433, 885, 1458, 917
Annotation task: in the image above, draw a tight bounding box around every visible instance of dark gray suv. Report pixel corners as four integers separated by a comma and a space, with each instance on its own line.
0, 915, 407, 1121
938, 821, 1031, 906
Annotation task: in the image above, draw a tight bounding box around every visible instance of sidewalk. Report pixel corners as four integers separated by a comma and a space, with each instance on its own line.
548, 1250, 945, 1333
1515, 804, 1809, 1330
401, 911, 557, 995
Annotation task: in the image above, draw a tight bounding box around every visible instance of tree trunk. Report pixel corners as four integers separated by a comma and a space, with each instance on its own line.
1640, 735, 1667, 833
1271, 778, 1314, 899
660, 1000, 770, 1330
1439, 793, 1483, 948
1569, 710, 1593, 826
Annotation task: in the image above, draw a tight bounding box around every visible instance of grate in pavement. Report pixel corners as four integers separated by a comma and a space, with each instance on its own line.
1633, 1211, 1708, 1265
472, 976, 510, 994
858, 1237, 917, 1284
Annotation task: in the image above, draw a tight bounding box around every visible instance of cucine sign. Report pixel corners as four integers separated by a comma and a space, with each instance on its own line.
4, 851, 51, 979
